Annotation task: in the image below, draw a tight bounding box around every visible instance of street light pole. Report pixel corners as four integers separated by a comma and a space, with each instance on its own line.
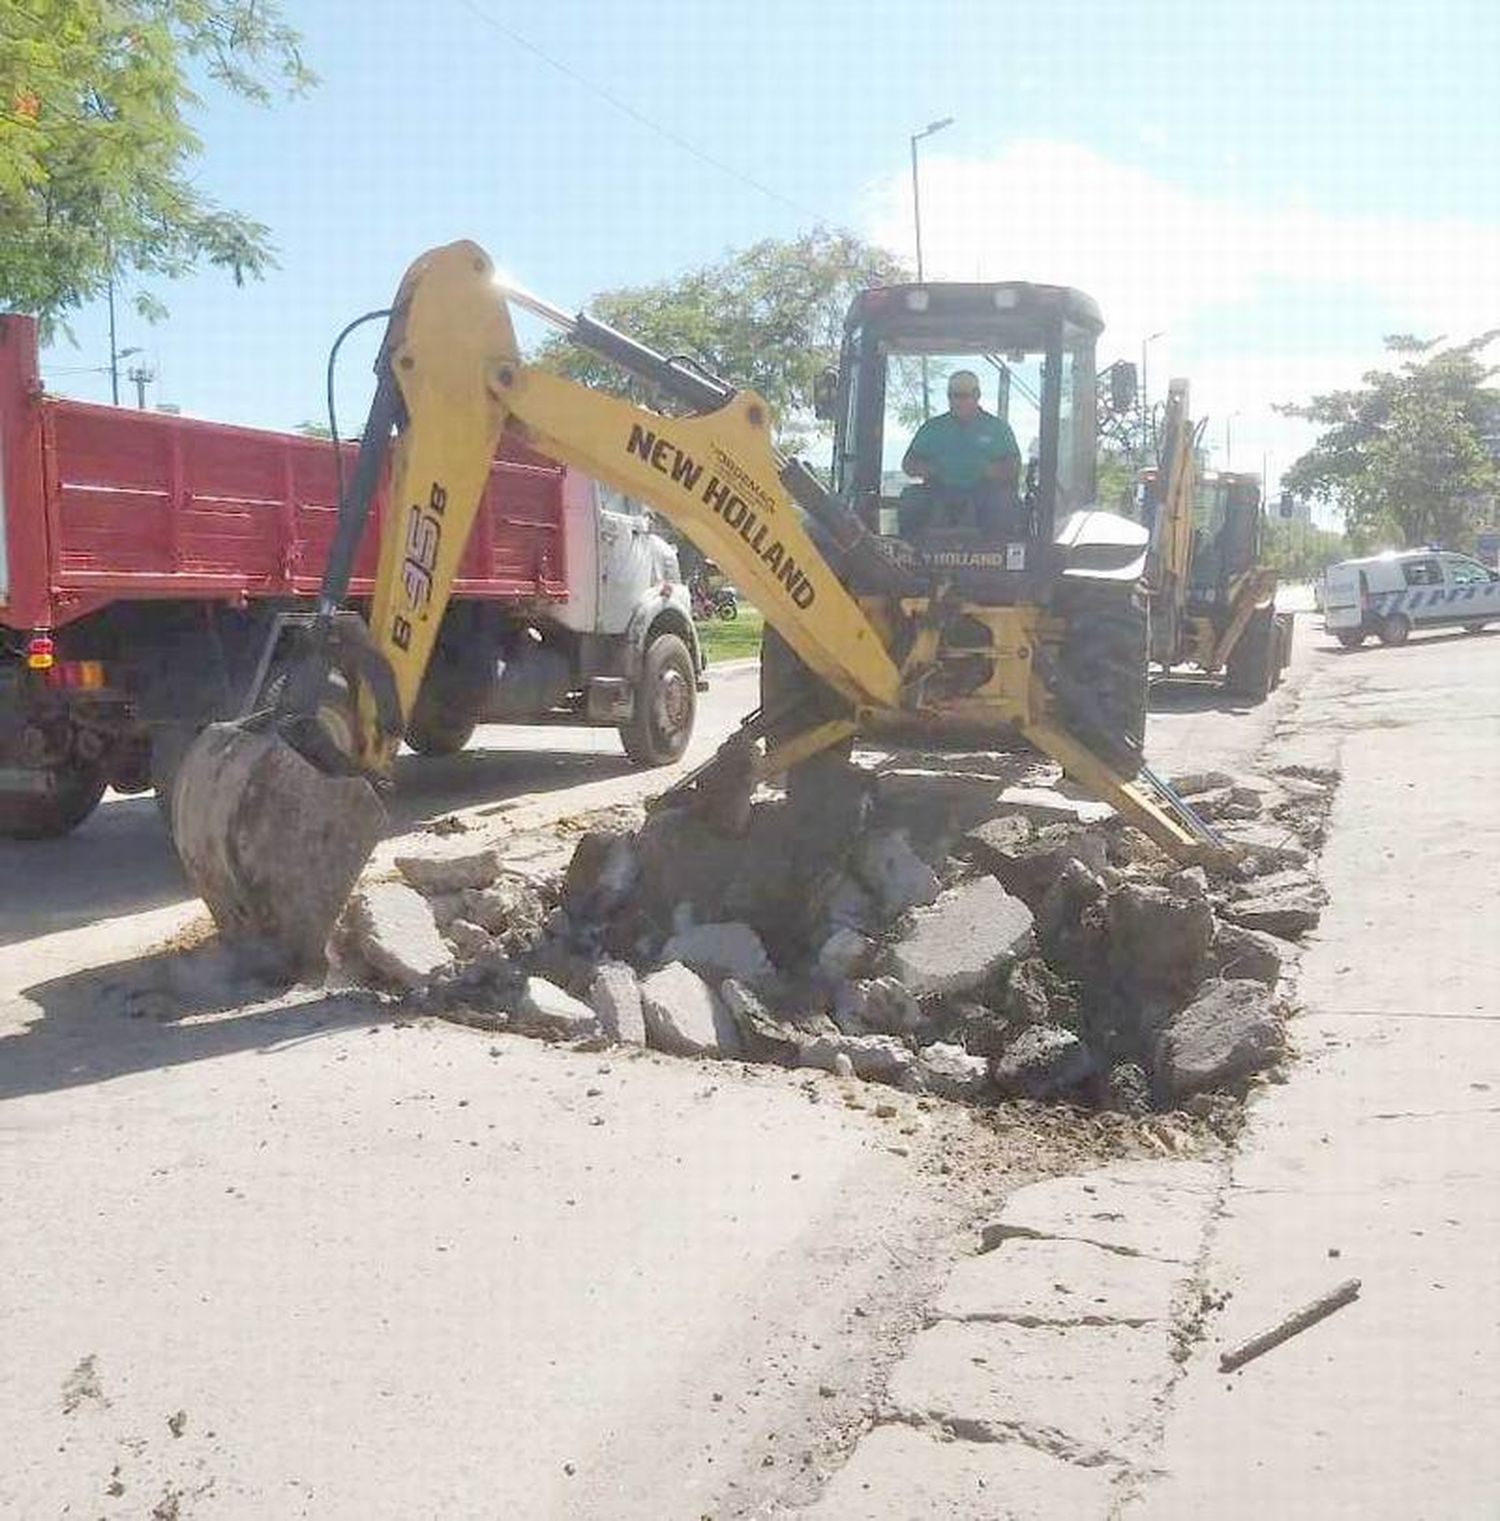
909, 116, 954, 418
1140, 330, 1164, 458
1224, 411, 1240, 469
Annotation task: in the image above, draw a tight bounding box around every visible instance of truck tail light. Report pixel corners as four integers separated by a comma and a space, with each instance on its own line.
44, 660, 106, 689
25, 633, 54, 670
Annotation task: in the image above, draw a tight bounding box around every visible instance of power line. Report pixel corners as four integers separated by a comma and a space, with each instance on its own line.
456, 0, 819, 221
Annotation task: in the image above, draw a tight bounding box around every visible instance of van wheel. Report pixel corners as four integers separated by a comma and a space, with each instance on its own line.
1335, 631, 1366, 649
1377, 613, 1411, 646
0, 759, 107, 840
620, 632, 696, 767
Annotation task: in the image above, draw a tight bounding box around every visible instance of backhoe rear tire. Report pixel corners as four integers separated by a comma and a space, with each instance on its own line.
1049, 584, 1149, 776
1225, 606, 1277, 702
0, 758, 107, 840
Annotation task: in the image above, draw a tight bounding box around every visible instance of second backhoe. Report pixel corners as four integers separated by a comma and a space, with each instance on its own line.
172, 240, 1221, 968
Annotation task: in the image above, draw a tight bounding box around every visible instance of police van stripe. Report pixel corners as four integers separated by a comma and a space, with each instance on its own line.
1368, 583, 1500, 616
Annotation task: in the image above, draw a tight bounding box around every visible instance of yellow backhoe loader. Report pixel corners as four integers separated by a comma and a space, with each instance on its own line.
1138, 380, 1294, 697
172, 241, 1222, 967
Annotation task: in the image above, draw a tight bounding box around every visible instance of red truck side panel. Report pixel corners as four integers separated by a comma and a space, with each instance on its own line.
1, 314, 567, 632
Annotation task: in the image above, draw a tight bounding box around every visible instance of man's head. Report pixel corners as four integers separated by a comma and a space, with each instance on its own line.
947, 369, 982, 419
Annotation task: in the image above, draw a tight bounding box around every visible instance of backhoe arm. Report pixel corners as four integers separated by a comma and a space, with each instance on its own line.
339, 240, 901, 779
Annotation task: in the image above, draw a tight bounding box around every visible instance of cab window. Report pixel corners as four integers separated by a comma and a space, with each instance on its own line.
1401, 558, 1442, 587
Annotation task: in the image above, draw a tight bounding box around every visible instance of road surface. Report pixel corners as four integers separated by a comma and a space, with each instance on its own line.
0, 627, 1328, 1517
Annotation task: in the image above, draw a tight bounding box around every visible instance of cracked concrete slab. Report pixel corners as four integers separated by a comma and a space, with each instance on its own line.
795, 1420, 1117, 1518
886, 1317, 1177, 1459
979, 1160, 1219, 1265
931, 1235, 1189, 1328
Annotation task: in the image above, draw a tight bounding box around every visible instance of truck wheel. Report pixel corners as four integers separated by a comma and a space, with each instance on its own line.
405, 709, 478, 757
1335, 630, 1366, 649
1049, 585, 1149, 775
620, 632, 696, 767
0, 759, 107, 840
1225, 607, 1276, 701
1377, 613, 1411, 646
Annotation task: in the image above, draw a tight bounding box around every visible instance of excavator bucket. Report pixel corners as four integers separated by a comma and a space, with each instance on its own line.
171, 722, 387, 971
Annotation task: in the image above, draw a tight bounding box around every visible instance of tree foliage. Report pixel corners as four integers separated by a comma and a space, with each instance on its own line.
1, 0, 313, 335
535, 229, 909, 452
1258, 514, 1346, 581
1279, 334, 1500, 551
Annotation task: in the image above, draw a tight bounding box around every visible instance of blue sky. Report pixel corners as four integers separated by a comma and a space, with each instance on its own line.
40, 0, 1500, 500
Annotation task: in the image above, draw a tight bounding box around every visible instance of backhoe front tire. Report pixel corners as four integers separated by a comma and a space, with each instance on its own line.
620, 632, 696, 767
1225, 607, 1277, 702
760, 628, 855, 804
0, 758, 107, 840
1050, 585, 1149, 776
405, 708, 478, 758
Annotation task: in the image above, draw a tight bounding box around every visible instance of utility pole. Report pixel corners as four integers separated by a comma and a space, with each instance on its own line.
127, 363, 155, 409
107, 276, 120, 406
910, 116, 954, 418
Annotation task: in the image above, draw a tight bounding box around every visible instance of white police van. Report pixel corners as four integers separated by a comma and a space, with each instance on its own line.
1323, 548, 1500, 647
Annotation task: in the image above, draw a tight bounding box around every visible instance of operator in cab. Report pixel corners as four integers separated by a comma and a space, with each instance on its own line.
900, 370, 1023, 541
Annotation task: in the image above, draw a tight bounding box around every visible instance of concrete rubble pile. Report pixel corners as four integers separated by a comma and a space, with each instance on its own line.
340, 758, 1338, 1112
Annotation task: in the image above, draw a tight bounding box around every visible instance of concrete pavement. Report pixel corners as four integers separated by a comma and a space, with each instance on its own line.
1129, 627, 1500, 1518
801, 622, 1498, 1519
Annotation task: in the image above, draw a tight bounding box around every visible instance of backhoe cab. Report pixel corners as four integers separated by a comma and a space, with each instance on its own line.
775, 281, 1160, 775
170, 243, 1220, 969
824, 282, 1107, 565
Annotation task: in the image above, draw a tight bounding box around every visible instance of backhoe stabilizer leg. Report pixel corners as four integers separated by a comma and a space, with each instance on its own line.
1020, 717, 1228, 865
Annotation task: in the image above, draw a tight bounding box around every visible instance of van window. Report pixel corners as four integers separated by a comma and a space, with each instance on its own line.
1442, 555, 1491, 585
1401, 557, 1442, 587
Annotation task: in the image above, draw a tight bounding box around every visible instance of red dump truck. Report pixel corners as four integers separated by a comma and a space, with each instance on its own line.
0, 314, 702, 839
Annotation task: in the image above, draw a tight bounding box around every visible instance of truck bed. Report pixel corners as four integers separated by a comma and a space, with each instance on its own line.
0, 315, 568, 631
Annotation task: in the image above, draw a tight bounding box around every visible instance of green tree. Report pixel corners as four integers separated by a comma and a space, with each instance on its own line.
1279, 334, 1500, 550
1, 0, 313, 335
536, 229, 908, 453
1258, 514, 1347, 581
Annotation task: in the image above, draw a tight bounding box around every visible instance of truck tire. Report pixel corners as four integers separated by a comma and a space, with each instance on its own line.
1225, 607, 1276, 702
619, 631, 696, 767
1335, 630, 1366, 649
405, 709, 477, 757
1377, 612, 1411, 646
1049, 584, 1149, 775
0, 759, 107, 840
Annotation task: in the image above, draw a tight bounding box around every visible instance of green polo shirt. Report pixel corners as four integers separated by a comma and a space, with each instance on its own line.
906, 409, 1020, 490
